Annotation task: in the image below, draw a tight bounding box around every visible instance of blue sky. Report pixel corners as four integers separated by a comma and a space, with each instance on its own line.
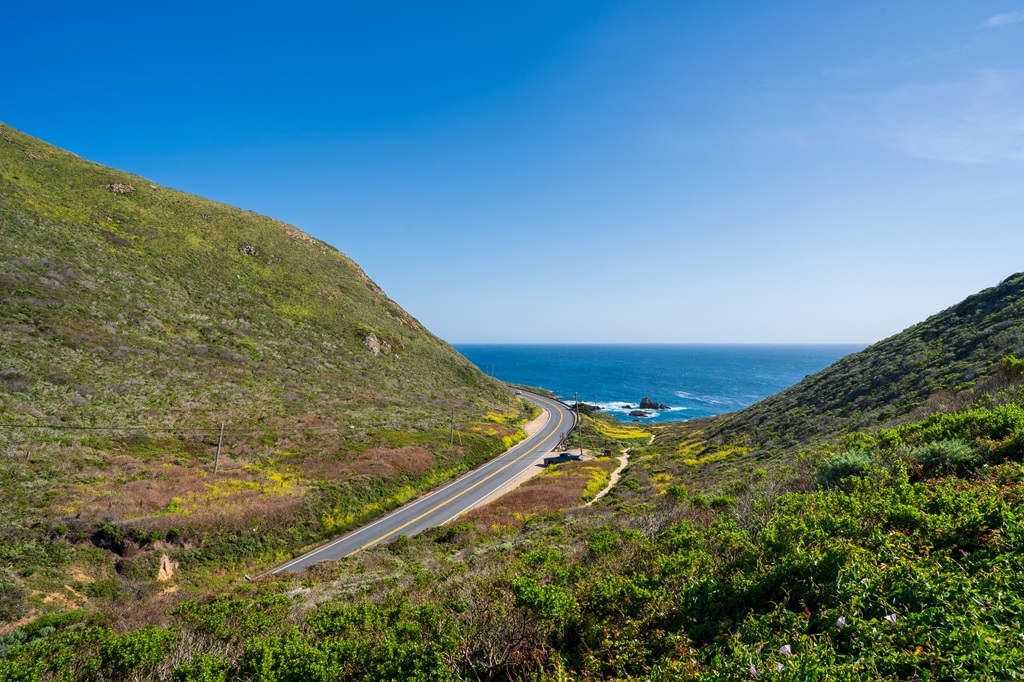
4, 2, 1023, 343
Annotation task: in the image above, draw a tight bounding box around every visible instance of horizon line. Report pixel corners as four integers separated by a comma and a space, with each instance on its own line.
450, 341, 870, 347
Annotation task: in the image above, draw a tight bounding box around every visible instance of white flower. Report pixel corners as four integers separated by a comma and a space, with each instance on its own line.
779, 644, 792, 657
884, 613, 898, 624
836, 616, 847, 628
860, 578, 869, 584
776, 662, 785, 672
748, 665, 761, 677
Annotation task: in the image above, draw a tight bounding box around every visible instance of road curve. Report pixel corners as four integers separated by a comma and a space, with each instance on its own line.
268, 391, 576, 573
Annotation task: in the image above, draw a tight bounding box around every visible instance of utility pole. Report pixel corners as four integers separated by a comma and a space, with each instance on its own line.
450, 409, 455, 446
214, 423, 224, 474
575, 392, 582, 456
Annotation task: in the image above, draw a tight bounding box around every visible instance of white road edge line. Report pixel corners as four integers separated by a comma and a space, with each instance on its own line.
268, 394, 567, 573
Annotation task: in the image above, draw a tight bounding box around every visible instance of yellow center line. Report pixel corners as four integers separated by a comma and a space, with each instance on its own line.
344, 400, 565, 557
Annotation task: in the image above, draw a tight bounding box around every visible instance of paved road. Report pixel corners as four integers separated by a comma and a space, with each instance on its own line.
269, 392, 576, 573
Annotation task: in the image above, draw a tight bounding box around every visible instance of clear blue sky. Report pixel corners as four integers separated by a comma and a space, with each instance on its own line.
4, 2, 1023, 343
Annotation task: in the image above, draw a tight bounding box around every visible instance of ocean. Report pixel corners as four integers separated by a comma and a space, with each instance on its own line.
454, 344, 864, 423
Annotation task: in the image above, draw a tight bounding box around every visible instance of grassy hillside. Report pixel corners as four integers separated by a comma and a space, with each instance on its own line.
8, 308, 1024, 680
0, 123, 533, 620
9, 123, 1024, 680
0, 121, 505, 428
707, 272, 1024, 451
629, 274, 1024, 495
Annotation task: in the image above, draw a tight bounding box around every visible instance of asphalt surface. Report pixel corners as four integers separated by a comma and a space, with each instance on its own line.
269, 392, 576, 573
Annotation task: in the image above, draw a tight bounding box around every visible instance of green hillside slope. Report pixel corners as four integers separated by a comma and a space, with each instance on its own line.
8, 273, 1024, 680
705, 273, 1024, 452
0, 123, 532, 608
6, 123, 1024, 679
0, 122, 504, 429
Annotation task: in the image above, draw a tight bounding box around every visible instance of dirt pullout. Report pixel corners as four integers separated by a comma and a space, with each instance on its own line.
522, 407, 549, 438
463, 406, 551, 510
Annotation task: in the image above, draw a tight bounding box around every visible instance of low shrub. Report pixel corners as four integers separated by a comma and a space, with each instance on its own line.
817, 448, 876, 488
911, 438, 982, 477
0, 569, 26, 622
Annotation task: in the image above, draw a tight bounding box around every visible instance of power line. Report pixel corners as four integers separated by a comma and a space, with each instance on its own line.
0, 423, 355, 434
0, 424, 196, 431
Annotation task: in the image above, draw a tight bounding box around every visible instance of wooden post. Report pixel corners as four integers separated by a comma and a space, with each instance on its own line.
575, 392, 583, 456
214, 423, 224, 474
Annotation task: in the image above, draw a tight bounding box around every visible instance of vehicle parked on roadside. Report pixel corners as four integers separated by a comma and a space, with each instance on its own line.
543, 452, 583, 466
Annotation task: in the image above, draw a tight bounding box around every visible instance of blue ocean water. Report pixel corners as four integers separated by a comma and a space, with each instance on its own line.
454, 345, 864, 423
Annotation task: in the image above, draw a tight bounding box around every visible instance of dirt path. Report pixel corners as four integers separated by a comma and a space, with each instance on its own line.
586, 448, 631, 506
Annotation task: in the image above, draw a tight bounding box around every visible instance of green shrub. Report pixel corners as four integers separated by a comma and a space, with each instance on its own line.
884, 404, 1024, 447
95, 626, 172, 680
1002, 354, 1024, 376
817, 448, 876, 488
83, 577, 123, 601
708, 494, 735, 509
587, 529, 620, 554
176, 594, 291, 644
912, 438, 982, 477
665, 484, 687, 501
172, 653, 231, 682
512, 577, 577, 629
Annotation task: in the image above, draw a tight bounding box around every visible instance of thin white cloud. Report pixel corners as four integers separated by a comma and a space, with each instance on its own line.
736, 71, 1024, 165
874, 71, 1024, 164
985, 11, 1024, 26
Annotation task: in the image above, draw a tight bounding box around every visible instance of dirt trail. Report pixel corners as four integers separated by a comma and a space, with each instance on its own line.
585, 432, 647, 501
586, 448, 632, 506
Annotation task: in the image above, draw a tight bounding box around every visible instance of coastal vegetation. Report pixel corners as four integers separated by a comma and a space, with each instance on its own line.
5, 123, 1024, 679
0, 122, 528, 630
702, 273, 1024, 453
7, 390, 1024, 680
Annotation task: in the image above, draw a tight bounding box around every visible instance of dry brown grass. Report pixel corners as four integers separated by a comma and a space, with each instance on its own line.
76, 461, 260, 515
460, 459, 617, 535
352, 446, 434, 477
302, 446, 435, 482
64, 450, 310, 542
177, 491, 306, 533
104, 586, 189, 634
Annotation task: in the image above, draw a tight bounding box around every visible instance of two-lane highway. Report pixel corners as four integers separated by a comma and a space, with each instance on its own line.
269, 391, 576, 573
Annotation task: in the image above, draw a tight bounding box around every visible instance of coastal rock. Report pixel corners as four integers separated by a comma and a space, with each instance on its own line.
622, 404, 632, 409
363, 332, 391, 356
639, 397, 669, 410
156, 554, 178, 582
628, 410, 651, 417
